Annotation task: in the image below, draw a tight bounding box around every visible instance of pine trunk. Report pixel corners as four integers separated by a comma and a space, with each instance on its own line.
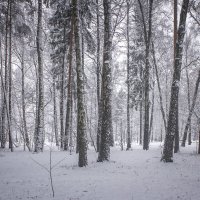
21, 39, 30, 151
35, 0, 44, 152
173, 0, 179, 153
137, 0, 153, 150
96, 0, 101, 152
64, 23, 74, 151
8, 0, 13, 151
97, 0, 112, 162
126, 0, 131, 150
162, 0, 189, 162
1, 0, 10, 149
53, 74, 59, 146
73, 0, 87, 167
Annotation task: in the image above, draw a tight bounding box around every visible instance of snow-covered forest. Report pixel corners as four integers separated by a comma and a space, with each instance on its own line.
0, 0, 200, 199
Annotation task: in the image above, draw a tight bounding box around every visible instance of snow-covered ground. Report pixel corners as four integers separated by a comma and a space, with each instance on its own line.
0, 143, 200, 200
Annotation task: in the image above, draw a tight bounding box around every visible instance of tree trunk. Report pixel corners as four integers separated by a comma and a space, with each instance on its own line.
126, 0, 131, 150
181, 69, 200, 147
53, 74, 59, 146
198, 118, 200, 154
35, 0, 44, 152
64, 22, 74, 151
21, 38, 31, 151
8, 0, 13, 151
59, 26, 67, 149
60, 66, 64, 148
73, 0, 87, 167
1, 0, 10, 149
120, 120, 123, 151
139, 66, 143, 145
149, 80, 155, 143
162, 0, 189, 162
97, 0, 112, 162
137, 0, 154, 150
173, 0, 179, 154
152, 42, 167, 134
96, 0, 101, 153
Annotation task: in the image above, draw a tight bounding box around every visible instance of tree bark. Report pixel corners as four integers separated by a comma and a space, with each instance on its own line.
137, 0, 154, 150
97, 0, 112, 162
173, 0, 179, 154
21, 38, 31, 151
162, 0, 189, 162
35, 0, 44, 152
53, 74, 59, 146
96, 0, 101, 153
8, 0, 13, 151
64, 22, 74, 151
126, 0, 131, 150
198, 118, 200, 154
73, 0, 87, 167
1, 0, 10, 149
59, 25, 67, 149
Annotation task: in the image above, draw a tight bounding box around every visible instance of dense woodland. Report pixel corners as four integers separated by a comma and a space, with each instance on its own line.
0, 0, 200, 166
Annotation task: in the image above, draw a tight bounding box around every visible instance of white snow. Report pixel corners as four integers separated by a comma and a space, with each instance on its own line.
0, 143, 200, 200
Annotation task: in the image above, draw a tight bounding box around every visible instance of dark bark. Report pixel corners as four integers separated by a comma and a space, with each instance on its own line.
21, 39, 31, 151
35, 0, 44, 152
139, 67, 143, 145
8, 0, 13, 151
53, 74, 59, 146
162, 0, 189, 162
73, 0, 87, 167
97, 0, 112, 162
64, 23, 74, 151
96, 0, 101, 152
59, 26, 67, 149
149, 80, 155, 142
173, 0, 179, 154
198, 118, 200, 154
126, 0, 131, 150
1, 0, 9, 149
138, 0, 154, 150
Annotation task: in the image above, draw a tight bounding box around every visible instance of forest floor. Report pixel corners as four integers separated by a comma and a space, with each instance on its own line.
0, 142, 200, 200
